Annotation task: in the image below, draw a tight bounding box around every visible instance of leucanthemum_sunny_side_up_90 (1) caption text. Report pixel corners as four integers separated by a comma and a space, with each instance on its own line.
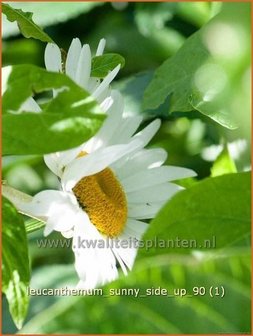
3, 38, 196, 290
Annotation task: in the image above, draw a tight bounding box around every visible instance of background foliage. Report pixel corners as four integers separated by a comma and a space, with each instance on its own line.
2, 1, 251, 334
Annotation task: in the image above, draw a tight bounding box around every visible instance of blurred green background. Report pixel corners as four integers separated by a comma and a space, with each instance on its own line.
2, 1, 251, 334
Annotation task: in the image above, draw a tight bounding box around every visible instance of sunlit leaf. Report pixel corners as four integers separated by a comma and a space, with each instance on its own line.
2, 65, 104, 155
114, 71, 170, 118
2, 2, 103, 38
211, 145, 237, 177
139, 172, 250, 257
2, 3, 53, 43
91, 53, 125, 78
2, 197, 30, 329
143, 3, 251, 129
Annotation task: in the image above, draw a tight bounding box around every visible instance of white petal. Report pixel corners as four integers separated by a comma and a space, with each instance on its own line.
58, 146, 84, 167
44, 43, 62, 72
44, 224, 54, 236
115, 247, 137, 270
127, 182, 182, 203
87, 77, 100, 93
84, 90, 124, 152
44, 146, 82, 177
20, 97, 41, 113
73, 213, 118, 289
121, 166, 196, 192
110, 248, 128, 275
108, 116, 143, 145
134, 119, 161, 147
18, 190, 63, 216
2, 66, 12, 94
110, 232, 139, 270
96, 86, 111, 104
51, 209, 86, 240
65, 38, 82, 80
111, 122, 164, 172
100, 96, 114, 112
44, 207, 78, 237
44, 153, 62, 177
96, 38, 106, 56
114, 148, 167, 179
76, 44, 91, 89
18, 190, 78, 235
110, 220, 148, 273
92, 65, 120, 99
62, 140, 142, 191
128, 202, 163, 219
61, 229, 74, 239
124, 219, 148, 239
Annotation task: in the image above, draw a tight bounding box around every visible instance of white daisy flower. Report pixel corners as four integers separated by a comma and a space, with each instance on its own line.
6, 90, 196, 290
22, 38, 119, 113
4, 37, 196, 289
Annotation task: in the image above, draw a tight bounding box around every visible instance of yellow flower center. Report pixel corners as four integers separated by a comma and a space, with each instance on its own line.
72, 153, 127, 237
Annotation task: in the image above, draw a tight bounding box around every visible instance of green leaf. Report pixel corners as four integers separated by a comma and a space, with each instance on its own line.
143, 3, 251, 129
2, 264, 77, 334
2, 3, 54, 43
143, 32, 207, 113
91, 53, 125, 78
2, 65, 104, 155
2, 197, 30, 329
139, 172, 250, 257
211, 145, 237, 177
114, 71, 170, 118
2, 2, 103, 38
19, 253, 251, 334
